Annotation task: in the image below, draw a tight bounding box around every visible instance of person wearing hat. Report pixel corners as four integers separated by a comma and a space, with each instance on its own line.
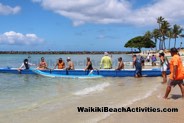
54, 58, 65, 69
159, 50, 164, 54
100, 52, 112, 69
163, 48, 184, 99
66, 57, 74, 70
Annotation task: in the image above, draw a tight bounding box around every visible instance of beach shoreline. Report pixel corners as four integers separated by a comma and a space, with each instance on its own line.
0, 53, 184, 123
99, 82, 184, 123
0, 75, 184, 123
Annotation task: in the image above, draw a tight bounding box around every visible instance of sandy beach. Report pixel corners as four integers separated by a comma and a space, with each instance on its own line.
137, 49, 184, 57
0, 54, 184, 123
2, 77, 184, 123
99, 83, 184, 123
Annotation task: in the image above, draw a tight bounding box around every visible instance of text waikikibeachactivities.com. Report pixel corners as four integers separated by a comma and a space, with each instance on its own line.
77, 107, 178, 113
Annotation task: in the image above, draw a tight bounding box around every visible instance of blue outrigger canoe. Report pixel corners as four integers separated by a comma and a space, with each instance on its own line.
0, 67, 170, 77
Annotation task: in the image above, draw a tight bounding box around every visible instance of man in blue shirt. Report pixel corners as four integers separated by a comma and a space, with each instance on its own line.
132, 55, 142, 77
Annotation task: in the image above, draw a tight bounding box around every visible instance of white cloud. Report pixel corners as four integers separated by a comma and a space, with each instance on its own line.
96, 34, 117, 40
0, 3, 21, 15
33, 0, 184, 26
0, 31, 44, 45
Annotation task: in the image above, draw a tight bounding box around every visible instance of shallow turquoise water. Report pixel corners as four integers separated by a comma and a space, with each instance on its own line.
0, 54, 162, 123
0, 54, 133, 68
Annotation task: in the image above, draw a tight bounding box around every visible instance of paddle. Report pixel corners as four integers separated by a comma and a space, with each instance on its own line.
88, 70, 94, 75
91, 68, 100, 75
43, 67, 53, 74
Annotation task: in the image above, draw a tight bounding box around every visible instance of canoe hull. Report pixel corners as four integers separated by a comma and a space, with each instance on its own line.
0, 68, 170, 77
31, 69, 103, 79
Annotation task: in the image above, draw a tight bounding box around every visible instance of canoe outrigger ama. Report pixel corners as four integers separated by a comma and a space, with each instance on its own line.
0, 67, 170, 77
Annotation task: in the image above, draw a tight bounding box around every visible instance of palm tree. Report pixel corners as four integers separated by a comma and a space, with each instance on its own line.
166, 29, 173, 49
157, 16, 164, 29
157, 16, 164, 50
152, 29, 161, 50
172, 24, 183, 47
144, 31, 153, 40
144, 31, 154, 51
179, 34, 184, 49
160, 20, 170, 50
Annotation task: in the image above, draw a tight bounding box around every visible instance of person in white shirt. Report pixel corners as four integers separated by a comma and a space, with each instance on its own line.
146, 53, 151, 62
18, 59, 35, 71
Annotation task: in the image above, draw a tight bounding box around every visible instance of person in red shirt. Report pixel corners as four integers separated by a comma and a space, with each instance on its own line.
163, 48, 184, 99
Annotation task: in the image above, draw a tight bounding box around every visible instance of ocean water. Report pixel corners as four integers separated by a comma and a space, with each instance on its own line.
0, 54, 163, 123
0, 54, 133, 69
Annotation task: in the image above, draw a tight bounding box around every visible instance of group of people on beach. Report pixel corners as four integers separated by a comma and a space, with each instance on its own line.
18, 52, 125, 71
18, 48, 184, 99
139, 53, 157, 66
135, 48, 184, 99
18, 57, 75, 71
18, 51, 144, 77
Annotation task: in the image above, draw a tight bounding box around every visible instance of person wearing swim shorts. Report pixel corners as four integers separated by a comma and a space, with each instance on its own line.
132, 55, 142, 77
163, 48, 184, 99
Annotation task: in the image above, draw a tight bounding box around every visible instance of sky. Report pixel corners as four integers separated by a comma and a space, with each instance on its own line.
0, 0, 184, 51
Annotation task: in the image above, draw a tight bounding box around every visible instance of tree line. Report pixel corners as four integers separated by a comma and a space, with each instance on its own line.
125, 16, 183, 52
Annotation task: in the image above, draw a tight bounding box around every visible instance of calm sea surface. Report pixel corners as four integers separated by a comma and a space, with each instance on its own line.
0, 54, 162, 123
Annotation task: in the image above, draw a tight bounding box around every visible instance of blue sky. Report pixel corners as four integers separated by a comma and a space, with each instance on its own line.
0, 0, 184, 51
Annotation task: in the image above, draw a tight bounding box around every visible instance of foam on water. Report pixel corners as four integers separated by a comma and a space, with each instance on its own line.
90, 84, 161, 123
73, 82, 110, 96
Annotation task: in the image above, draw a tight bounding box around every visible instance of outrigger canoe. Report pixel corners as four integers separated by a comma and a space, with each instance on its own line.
0, 67, 170, 77
30, 69, 103, 79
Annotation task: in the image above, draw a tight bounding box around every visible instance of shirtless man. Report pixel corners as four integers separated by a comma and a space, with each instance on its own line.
37, 57, 48, 70
66, 57, 74, 70
116, 57, 124, 70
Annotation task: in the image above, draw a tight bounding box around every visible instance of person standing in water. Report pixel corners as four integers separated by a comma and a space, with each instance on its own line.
116, 57, 124, 70
54, 58, 65, 69
163, 48, 184, 99
100, 52, 112, 69
132, 55, 142, 77
140, 56, 145, 66
159, 51, 169, 83
84, 57, 93, 71
66, 57, 74, 70
37, 57, 48, 70
18, 59, 35, 71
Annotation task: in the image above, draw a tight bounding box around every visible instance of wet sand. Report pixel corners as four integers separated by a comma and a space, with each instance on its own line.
99, 83, 184, 123
1, 76, 184, 123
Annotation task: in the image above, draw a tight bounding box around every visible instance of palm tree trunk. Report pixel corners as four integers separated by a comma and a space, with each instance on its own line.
168, 38, 171, 49
159, 40, 161, 50
160, 39, 164, 50
155, 39, 157, 50
174, 38, 176, 48
164, 40, 166, 50
162, 36, 166, 50
162, 41, 164, 50
138, 47, 141, 52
